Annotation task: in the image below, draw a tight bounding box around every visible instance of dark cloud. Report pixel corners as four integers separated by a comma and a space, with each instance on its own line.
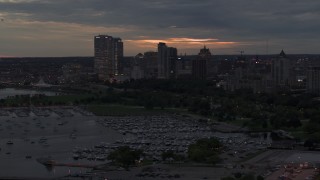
0, 0, 320, 56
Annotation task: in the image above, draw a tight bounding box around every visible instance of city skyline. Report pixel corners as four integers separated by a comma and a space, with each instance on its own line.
1, 0, 320, 57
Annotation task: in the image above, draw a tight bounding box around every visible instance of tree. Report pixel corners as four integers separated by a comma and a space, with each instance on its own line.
107, 146, 143, 170
304, 139, 315, 149
161, 150, 175, 161
305, 122, 320, 134
233, 172, 242, 178
241, 174, 255, 180
256, 175, 264, 180
289, 117, 302, 128
188, 138, 222, 164
221, 177, 235, 180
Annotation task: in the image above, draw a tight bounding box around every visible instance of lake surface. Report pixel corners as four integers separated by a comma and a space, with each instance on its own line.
0, 88, 57, 99
0, 107, 123, 178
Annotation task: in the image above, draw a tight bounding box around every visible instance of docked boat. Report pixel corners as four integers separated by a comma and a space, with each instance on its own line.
36, 157, 56, 166
73, 154, 79, 160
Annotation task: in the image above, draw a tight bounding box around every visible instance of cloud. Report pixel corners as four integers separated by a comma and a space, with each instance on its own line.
124, 37, 245, 55
0, 18, 135, 56
0, 0, 320, 56
0, 0, 39, 3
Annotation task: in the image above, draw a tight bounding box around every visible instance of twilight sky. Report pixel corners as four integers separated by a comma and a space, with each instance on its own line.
0, 0, 319, 57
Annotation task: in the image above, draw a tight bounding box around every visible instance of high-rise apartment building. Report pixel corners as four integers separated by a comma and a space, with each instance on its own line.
307, 67, 320, 95
144, 51, 158, 79
271, 50, 291, 87
113, 37, 123, 75
192, 46, 211, 80
157, 42, 177, 79
94, 35, 123, 80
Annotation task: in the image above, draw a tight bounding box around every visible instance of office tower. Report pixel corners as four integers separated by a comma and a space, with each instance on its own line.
192, 46, 211, 80
157, 42, 167, 79
271, 50, 291, 87
176, 55, 192, 79
144, 51, 158, 79
307, 67, 320, 95
167, 47, 177, 79
130, 53, 144, 80
157, 42, 177, 79
113, 37, 123, 75
94, 35, 123, 80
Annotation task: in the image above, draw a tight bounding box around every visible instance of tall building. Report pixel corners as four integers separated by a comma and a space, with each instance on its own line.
144, 51, 158, 79
176, 55, 192, 79
192, 46, 211, 80
130, 53, 144, 80
271, 50, 291, 87
94, 35, 123, 80
307, 67, 320, 95
113, 37, 124, 75
157, 43, 167, 79
157, 42, 177, 79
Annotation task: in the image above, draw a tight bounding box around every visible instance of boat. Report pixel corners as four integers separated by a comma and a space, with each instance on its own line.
70, 133, 77, 139
6, 141, 13, 145
36, 157, 56, 166
73, 154, 79, 160
39, 137, 47, 143
42, 142, 50, 147
96, 156, 107, 161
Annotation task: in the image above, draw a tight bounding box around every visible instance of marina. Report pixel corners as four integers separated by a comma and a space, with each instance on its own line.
0, 105, 318, 180
0, 106, 122, 178
0, 106, 273, 178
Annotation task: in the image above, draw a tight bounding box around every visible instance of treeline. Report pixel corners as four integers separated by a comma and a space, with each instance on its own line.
111, 79, 320, 142
2, 79, 320, 143
107, 137, 222, 169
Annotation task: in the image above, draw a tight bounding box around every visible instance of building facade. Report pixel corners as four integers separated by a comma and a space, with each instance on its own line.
144, 51, 158, 79
94, 35, 123, 80
192, 46, 211, 80
271, 50, 291, 88
307, 67, 320, 95
157, 42, 177, 79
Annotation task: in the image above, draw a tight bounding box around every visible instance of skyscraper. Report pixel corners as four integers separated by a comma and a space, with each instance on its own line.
192, 46, 211, 80
307, 67, 320, 95
144, 51, 158, 79
271, 50, 291, 87
94, 35, 123, 80
113, 37, 123, 76
157, 42, 177, 79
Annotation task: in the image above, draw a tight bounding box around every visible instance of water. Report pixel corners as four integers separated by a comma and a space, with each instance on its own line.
0, 88, 57, 99
0, 108, 123, 178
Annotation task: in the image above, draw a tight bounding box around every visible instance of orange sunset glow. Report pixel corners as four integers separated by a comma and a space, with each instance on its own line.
125, 38, 239, 53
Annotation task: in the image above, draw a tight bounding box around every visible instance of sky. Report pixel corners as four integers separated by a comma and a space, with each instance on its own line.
0, 0, 320, 57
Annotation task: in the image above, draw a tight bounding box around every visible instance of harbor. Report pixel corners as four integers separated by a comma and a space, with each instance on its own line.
0, 106, 273, 178
0, 106, 122, 178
